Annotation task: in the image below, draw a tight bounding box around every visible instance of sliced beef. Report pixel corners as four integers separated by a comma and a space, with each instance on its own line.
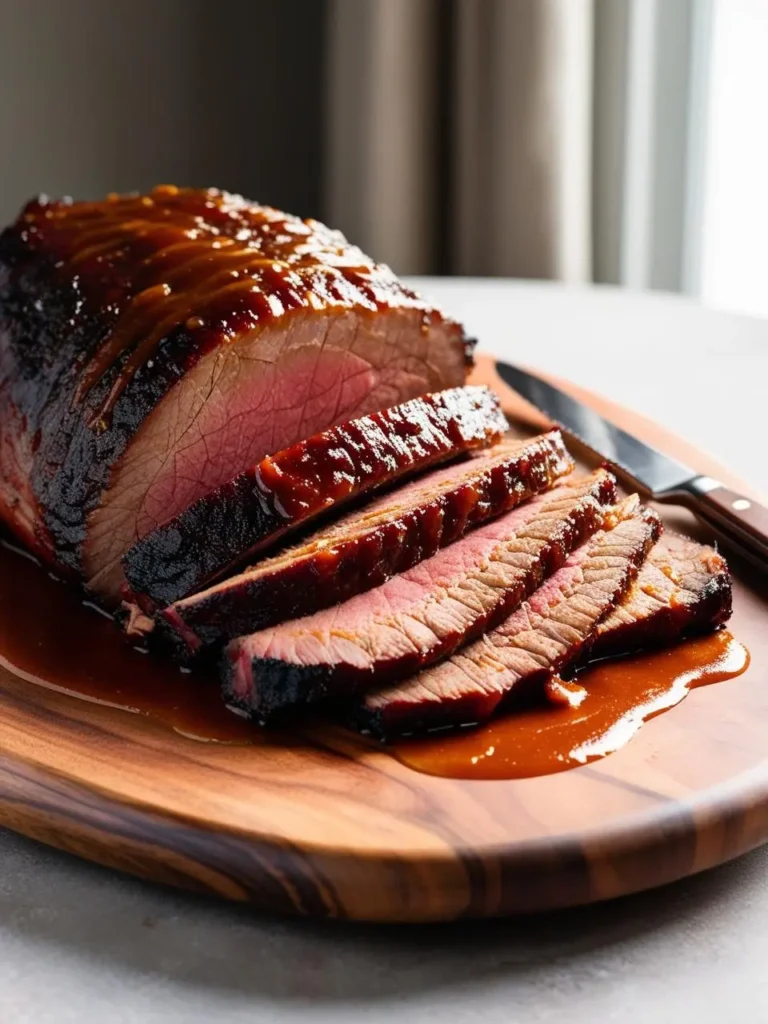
223, 469, 619, 721
159, 431, 573, 656
588, 534, 731, 659
122, 385, 509, 608
0, 187, 469, 605
356, 499, 662, 737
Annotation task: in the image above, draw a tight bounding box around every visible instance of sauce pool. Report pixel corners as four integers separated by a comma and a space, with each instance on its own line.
0, 536, 750, 775
393, 630, 750, 780
0, 538, 258, 744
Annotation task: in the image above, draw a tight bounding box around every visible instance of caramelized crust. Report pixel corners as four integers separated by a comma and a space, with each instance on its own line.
122, 386, 509, 608
223, 471, 618, 722
156, 431, 573, 656
0, 187, 469, 588
12, 186, 464, 426
357, 503, 662, 737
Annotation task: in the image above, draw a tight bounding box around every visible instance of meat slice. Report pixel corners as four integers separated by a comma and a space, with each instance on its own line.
0, 187, 469, 605
223, 469, 619, 721
159, 431, 574, 655
588, 534, 731, 659
122, 385, 509, 608
356, 499, 662, 737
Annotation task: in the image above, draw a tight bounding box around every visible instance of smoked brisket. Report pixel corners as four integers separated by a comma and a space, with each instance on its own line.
159, 431, 573, 655
223, 469, 618, 721
0, 187, 468, 604
588, 534, 731, 658
122, 386, 509, 608
356, 499, 662, 737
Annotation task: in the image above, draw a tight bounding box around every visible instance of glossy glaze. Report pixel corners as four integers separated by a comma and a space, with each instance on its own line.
15, 186, 441, 427
394, 630, 749, 780
159, 432, 573, 655
2, 526, 747, 781
224, 472, 620, 723
0, 354, 761, 920
1, 187, 468, 582
121, 386, 511, 609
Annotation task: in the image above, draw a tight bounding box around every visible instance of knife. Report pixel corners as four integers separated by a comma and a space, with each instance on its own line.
496, 360, 768, 569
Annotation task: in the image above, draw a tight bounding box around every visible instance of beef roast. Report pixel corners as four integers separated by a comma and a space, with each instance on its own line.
356, 498, 662, 737
223, 469, 619, 721
158, 431, 574, 655
122, 386, 509, 608
0, 187, 469, 604
589, 534, 731, 659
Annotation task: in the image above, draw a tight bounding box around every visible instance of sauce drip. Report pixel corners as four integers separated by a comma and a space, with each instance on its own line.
17, 186, 411, 427
394, 630, 750, 780
0, 536, 750, 773
0, 538, 258, 743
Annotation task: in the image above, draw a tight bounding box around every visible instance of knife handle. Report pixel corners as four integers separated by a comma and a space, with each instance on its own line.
678, 477, 768, 566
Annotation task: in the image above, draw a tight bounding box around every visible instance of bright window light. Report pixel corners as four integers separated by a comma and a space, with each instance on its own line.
700, 0, 768, 317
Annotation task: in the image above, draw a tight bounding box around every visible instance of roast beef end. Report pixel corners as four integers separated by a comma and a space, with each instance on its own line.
588, 533, 732, 659
81, 306, 467, 606
160, 430, 575, 655
222, 469, 620, 722
2, 188, 469, 597
357, 499, 662, 738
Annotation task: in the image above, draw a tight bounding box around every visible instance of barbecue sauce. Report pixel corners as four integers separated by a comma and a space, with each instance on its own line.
0, 537, 749, 772
15, 186, 434, 427
0, 538, 256, 743
393, 630, 749, 780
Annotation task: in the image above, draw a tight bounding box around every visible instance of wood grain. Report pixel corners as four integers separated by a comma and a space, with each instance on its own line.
0, 352, 766, 922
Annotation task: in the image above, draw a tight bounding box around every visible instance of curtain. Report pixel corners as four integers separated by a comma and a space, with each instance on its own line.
0, 0, 702, 289
325, 0, 594, 279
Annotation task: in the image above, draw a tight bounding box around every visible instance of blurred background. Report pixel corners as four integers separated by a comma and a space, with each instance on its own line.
0, 0, 764, 317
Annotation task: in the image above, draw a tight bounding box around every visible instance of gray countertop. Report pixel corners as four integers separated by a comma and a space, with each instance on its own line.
3, 281, 767, 1023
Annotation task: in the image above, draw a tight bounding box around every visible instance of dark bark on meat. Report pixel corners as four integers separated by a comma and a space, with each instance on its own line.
222, 470, 618, 722
355, 505, 667, 738
586, 534, 732, 659
122, 386, 510, 608
158, 431, 573, 656
0, 187, 468, 598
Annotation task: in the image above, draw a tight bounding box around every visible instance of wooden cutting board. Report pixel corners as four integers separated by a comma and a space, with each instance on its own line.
0, 353, 766, 922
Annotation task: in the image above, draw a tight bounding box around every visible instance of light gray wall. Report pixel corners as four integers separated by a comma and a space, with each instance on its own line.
0, 0, 326, 225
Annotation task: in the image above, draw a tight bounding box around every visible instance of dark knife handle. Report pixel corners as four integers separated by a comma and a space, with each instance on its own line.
675, 477, 768, 567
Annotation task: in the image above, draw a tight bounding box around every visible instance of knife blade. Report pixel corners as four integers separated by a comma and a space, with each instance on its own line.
496, 359, 768, 569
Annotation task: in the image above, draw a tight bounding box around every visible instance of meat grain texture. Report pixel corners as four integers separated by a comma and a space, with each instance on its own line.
122, 385, 508, 608
589, 534, 732, 658
0, 185, 735, 744
0, 186, 469, 604
159, 431, 573, 656
358, 499, 663, 736
224, 470, 619, 721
